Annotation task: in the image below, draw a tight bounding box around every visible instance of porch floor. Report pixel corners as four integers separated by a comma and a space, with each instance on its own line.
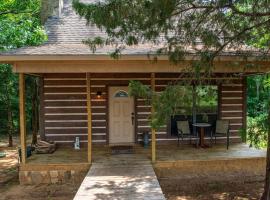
26, 143, 266, 164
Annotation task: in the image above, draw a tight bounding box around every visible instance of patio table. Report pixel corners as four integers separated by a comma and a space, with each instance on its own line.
192, 123, 212, 148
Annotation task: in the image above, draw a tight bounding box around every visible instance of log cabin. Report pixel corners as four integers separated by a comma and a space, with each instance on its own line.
0, 0, 269, 185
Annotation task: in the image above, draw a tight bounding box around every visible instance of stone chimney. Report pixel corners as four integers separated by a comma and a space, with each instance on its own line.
40, 0, 64, 24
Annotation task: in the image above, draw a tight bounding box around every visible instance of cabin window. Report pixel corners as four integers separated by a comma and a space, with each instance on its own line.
114, 90, 129, 98
171, 85, 218, 135
171, 85, 218, 116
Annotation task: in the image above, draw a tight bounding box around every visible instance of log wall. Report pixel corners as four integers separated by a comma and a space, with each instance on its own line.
41, 73, 246, 145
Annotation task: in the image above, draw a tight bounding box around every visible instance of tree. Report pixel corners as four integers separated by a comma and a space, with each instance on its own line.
73, 0, 270, 69
0, 65, 18, 147
0, 0, 46, 146
72, 0, 270, 199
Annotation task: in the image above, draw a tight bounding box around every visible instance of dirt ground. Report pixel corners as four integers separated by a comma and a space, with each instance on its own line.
0, 137, 265, 200
0, 171, 264, 200
159, 177, 264, 200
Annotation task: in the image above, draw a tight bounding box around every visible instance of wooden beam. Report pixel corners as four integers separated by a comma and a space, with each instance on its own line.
86, 73, 92, 163
13, 60, 270, 73
19, 73, 26, 164
151, 73, 156, 163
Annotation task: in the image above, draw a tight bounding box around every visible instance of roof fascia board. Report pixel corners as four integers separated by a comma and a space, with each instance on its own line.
0, 54, 267, 62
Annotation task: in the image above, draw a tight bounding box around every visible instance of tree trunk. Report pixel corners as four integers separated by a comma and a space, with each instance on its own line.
261, 107, 270, 200
7, 108, 13, 147
5, 83, 13, 147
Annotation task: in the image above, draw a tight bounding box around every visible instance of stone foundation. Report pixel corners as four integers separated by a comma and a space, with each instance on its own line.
19, 169, 87, 185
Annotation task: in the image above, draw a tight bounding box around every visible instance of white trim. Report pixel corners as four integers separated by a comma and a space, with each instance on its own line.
44, 99, 86, 102
45, 120, 87, 122
92, 113, 106, 115
45, 92, 87, 95
91, 85, 106, 88
45, 127, 87, 130
221, 117, 243, 119
45, 113, 105, 116
45, 119, 107, 123
91, 99, 106, 102
92, 106, 106, 109
45, 113, 87, 116
230, 123, 243, 126
137, 119, 149, 122
45, 106, 86, 109
53, 140, 106, 143
45, 133, 106, 136
137, 112, 151, 115
138, 125, 166, 128
137, 105, 151, 108
45, 106, 106, 109
44, 78, 86, 81
92, 119, 106, 122
138, 132, 167, 135
222, 104, 243, 106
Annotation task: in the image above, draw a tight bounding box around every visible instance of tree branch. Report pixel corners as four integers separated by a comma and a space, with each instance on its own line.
229, 4, 270, 17
173, 2, 270, 18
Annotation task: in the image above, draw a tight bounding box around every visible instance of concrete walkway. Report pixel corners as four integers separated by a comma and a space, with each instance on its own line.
73, 154, 165, 200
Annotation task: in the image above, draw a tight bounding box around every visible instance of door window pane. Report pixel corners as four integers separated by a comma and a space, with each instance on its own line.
114, 90, 129, 98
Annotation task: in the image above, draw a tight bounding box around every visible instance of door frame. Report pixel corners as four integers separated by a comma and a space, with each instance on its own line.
108, 86, 136, 145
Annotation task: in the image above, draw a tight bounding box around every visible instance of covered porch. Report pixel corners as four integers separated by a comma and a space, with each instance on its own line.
17, 71, 249, 166
25, 143, 266, 164
19, 143, 266, 184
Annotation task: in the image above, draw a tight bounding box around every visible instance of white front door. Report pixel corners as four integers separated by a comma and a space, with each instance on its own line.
109, 87, 135, 145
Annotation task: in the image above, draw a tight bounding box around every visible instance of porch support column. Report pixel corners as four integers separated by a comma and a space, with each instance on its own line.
19, 73, 26, 164
86, 73, 92, 164
151, 73, 156, 163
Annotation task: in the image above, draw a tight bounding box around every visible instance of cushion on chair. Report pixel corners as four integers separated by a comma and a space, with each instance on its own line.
215, 120, 229, 134
177, 121, 190, 134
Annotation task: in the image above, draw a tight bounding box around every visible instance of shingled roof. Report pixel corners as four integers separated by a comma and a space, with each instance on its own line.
1, 0, 164, 57
0, 0, 266, 59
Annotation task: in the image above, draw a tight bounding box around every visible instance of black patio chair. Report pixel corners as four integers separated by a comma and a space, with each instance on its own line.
177, 120, 198, 146
213, 120, 230, 149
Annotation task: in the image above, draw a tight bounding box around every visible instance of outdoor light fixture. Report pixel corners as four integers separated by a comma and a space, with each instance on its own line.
96, 91, 102, 99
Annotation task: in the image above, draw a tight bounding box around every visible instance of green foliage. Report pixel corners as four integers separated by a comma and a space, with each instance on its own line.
246, 74, 270, 149
0, 0, 47, 51
0, 0, 46, 139
129, 80, 217, 129
246, 114, 268, 149
196, 86, 218, 114
0, 65, 18, 135
73, 0, 270, 71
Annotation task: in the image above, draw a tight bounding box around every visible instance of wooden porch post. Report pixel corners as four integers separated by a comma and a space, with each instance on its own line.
86, 73, 92, 164
19, 73, 26, 164
151, 73, 156, 163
